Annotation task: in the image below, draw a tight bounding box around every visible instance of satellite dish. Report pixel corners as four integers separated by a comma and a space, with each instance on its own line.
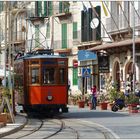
90, 18, 99, 29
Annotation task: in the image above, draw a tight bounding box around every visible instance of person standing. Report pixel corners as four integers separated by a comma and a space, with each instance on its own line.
91, 85, 97, 110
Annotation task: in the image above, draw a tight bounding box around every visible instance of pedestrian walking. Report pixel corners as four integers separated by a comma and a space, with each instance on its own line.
91, 85, 97, 110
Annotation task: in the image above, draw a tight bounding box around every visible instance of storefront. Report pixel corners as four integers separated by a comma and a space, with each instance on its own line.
88, 38, 140, 92
78, 50, 97, 94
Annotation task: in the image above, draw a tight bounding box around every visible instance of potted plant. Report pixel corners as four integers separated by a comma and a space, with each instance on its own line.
126, 93, 139, 113
85, 94, 93, 109
77, 94, 85, 108
98, 93, 109, 110
108, 87, 125, 110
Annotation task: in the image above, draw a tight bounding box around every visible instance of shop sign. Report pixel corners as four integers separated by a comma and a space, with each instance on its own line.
78, 50, 97, 61
98, 55, 109, 73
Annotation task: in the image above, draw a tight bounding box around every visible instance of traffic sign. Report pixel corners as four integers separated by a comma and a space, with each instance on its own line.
82, 68, 91, 77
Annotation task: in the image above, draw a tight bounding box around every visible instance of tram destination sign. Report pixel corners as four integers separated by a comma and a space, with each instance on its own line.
98, 55, 109, 73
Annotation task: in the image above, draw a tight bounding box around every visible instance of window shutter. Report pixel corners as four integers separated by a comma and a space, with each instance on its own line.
38, 1, 42, 17
81, 10, 88, 42
48, 1, 53, 16
44, 1, 47, 16
73, 22, 77, 39
73, 68, 78, 85
95, 6, 101, 40
35, 2, 38, 16
59, 2, 63, 13
0, 2, 3, 12
35, 25, 39, 48
88, 8, 93, 41
62, 23, 67, 49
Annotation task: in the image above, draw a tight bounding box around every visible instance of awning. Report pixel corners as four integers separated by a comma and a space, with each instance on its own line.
88, 38, 140, 51
78, 41, 102, 50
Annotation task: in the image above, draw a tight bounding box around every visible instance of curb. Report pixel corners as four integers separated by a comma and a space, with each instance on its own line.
0, 114, 28, 138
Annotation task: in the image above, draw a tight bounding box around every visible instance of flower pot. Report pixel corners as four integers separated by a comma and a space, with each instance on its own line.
88, 102, 93, 110
108, 103, 114, 110
77, 101, 85, 108
100, 102, 108, 110
128, 104, 139, 113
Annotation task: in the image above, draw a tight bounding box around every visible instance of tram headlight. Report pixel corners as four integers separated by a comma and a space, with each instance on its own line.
47, 95, 53, 101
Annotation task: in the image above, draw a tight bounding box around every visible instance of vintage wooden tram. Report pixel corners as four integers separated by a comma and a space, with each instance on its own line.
14, 49, 68, 114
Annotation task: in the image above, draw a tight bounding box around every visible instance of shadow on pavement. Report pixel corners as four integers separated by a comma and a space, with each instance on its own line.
61, 106, 129, 119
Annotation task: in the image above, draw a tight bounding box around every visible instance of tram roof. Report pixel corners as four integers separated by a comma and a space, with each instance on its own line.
24, 54, 66, 60
15, 54, 66, 61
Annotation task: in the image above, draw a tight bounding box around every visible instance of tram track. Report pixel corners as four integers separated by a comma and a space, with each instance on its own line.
2, 118, 44, 139
2, 115, 116, 139
43, 118, 79, 139
58, 116, 118, 139
2, 117, 79, 139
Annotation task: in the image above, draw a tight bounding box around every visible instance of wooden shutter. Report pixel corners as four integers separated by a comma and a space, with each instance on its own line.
48, 1, 53, 16
38, 1, 42, 17
44, 1, 47, 16
81, 10, 88, 42
73, 22, 77, 39
73, 68, 78, 85
35, 25, 39, 48
88, 8, 93, 41
95, 6, 101, 40
62, 23, 67, 49
59, 1, 63, 13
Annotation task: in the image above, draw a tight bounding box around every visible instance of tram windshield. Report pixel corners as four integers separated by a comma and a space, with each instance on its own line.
43, 68, 55, 84
31, 68, 39, 84
59, 68, 65, 84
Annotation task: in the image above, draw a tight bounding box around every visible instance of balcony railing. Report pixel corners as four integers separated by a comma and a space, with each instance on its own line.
105, 8, 140, 33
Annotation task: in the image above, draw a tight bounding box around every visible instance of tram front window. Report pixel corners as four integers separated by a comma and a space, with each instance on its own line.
59, 68, 65, 84
43, 68, 55, 84
31, 68, 39, 84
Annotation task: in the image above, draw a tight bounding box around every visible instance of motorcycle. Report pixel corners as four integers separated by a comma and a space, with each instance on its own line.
112, 89, 140, 112
135, 89, 140, 97
111, 98, 125, 112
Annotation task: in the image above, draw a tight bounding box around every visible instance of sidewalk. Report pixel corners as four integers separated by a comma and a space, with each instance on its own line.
0, 113, 27, 138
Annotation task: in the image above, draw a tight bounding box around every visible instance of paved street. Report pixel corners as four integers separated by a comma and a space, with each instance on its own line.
61, 105, 140, 139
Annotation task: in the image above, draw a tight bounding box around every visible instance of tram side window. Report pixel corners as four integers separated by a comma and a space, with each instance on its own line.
59, 68, 65, 84
43, 68, 55, 84
31, 68, 39, 84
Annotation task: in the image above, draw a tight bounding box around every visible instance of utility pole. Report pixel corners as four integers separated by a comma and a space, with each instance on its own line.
4, 1, 8, 87
132, 1, 135, 94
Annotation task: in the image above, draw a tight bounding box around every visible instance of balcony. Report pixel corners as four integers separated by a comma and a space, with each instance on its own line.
105, 9, 140, 35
